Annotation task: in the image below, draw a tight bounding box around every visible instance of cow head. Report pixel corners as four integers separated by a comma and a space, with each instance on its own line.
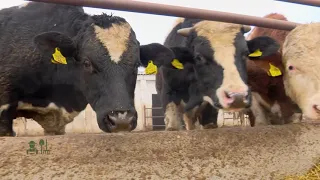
140, 45, 198, 97
140, 44, 194, 73
32, 14, 171, 133
176, 21, 280, 111
280, 23, 320, 120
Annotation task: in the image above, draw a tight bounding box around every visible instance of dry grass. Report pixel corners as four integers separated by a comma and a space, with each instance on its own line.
284, 160, 320, 180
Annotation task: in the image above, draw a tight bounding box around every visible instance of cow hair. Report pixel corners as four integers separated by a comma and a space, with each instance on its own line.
247, 13, 290, 52
91, 13, 127, 29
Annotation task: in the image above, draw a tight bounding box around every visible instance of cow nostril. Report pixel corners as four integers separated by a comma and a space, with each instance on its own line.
224, 91, 236, 105
104, 114, 117, 129
313, 105, 320, 113
243, 92, 249, 102
225, 91, 233, 99
107, 115, 116, 126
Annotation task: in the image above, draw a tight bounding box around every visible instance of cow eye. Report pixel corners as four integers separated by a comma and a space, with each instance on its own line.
83, 60, 93, 73
195, 53, 206, 64
288, 65, 294, 71
84, 60, 91, 67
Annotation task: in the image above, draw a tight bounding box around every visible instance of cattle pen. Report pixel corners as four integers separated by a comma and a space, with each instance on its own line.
1, 0, 320, 179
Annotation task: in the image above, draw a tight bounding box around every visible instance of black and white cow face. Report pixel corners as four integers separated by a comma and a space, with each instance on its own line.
33, 15, 169, 133
177, 21, 280, 111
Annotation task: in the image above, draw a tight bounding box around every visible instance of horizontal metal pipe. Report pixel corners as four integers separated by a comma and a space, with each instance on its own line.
275, 0, 320, 7
27, 0, 300, 31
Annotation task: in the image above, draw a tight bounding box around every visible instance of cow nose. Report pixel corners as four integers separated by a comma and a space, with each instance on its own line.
224, 91, 250, 109
104, 110, 137, 132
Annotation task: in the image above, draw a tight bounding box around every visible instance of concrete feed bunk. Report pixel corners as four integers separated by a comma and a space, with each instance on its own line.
0, 124, 320, 179
0, 123, 320, 179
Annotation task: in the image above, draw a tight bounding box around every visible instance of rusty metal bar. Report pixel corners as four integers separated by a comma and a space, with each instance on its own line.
27, 0, 300, 31
143, 104, 146, 131
275, 0, 320, 7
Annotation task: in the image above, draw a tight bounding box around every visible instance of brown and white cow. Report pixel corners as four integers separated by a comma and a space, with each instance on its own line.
244, 13, 303, 126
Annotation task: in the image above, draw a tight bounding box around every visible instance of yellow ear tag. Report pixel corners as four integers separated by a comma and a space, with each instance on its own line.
248, 49, 262, 57
171, 59, 184, 69
51, 47, 67, 65
268, 63, 282, 77
145, 60, 158, 74
51, 59, 59, 64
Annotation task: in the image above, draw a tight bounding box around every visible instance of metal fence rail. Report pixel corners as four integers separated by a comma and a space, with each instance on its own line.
275, 0, 320, 7
144, 106, 165, 130
29, 0, 300, 30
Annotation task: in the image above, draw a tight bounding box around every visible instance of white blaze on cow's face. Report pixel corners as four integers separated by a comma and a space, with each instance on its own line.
74, 19, 139, 133
93, 22, 132, 63
178, 21, 251, 111
194, 21, 249, 109
18, 2, 30, 9
282, 23, 320, 120
32, 15, 176, 134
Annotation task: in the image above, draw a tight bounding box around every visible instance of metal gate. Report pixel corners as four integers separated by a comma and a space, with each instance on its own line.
220, 111, 250, 127
144, 94, 165, 130
144, 94, 250, 130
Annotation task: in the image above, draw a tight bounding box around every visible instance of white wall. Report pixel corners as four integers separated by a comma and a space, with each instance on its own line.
133, 74, 157, 130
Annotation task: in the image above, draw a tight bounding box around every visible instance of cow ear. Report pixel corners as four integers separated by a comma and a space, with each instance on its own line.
33, 31, 76, 65
246, 36, 280, 59
139, 43, 174, 74
248, 54, 285, 77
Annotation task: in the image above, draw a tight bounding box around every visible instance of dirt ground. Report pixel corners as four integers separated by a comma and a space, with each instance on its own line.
1, 123, 320, 180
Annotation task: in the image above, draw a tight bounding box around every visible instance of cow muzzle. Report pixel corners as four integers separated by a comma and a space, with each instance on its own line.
221, 90, 251, 110
104, 110, 137, 132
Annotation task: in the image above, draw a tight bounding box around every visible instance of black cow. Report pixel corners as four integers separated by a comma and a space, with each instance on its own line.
140, 45, 220, 130
142, 18, 280, 131
0, 2, 172, 136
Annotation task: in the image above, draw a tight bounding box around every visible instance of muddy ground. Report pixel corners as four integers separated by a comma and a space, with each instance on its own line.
1, 123, 320, 180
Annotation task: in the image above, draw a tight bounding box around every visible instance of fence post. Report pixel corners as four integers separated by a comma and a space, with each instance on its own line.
142, 104, 146, 131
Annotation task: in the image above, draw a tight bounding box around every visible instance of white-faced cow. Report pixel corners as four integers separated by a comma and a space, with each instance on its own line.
243, 13, 302, 126
255, 22, 320, 121
143, 18, 281, 131
0, 2, 172, 136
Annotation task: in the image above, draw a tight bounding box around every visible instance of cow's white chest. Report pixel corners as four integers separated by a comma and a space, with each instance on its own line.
0, 104, 9, 116
17, 102, 80, 130
270, 101, 282, 117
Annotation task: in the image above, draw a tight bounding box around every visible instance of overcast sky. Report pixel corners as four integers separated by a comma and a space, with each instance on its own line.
2, 0, 320, 72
